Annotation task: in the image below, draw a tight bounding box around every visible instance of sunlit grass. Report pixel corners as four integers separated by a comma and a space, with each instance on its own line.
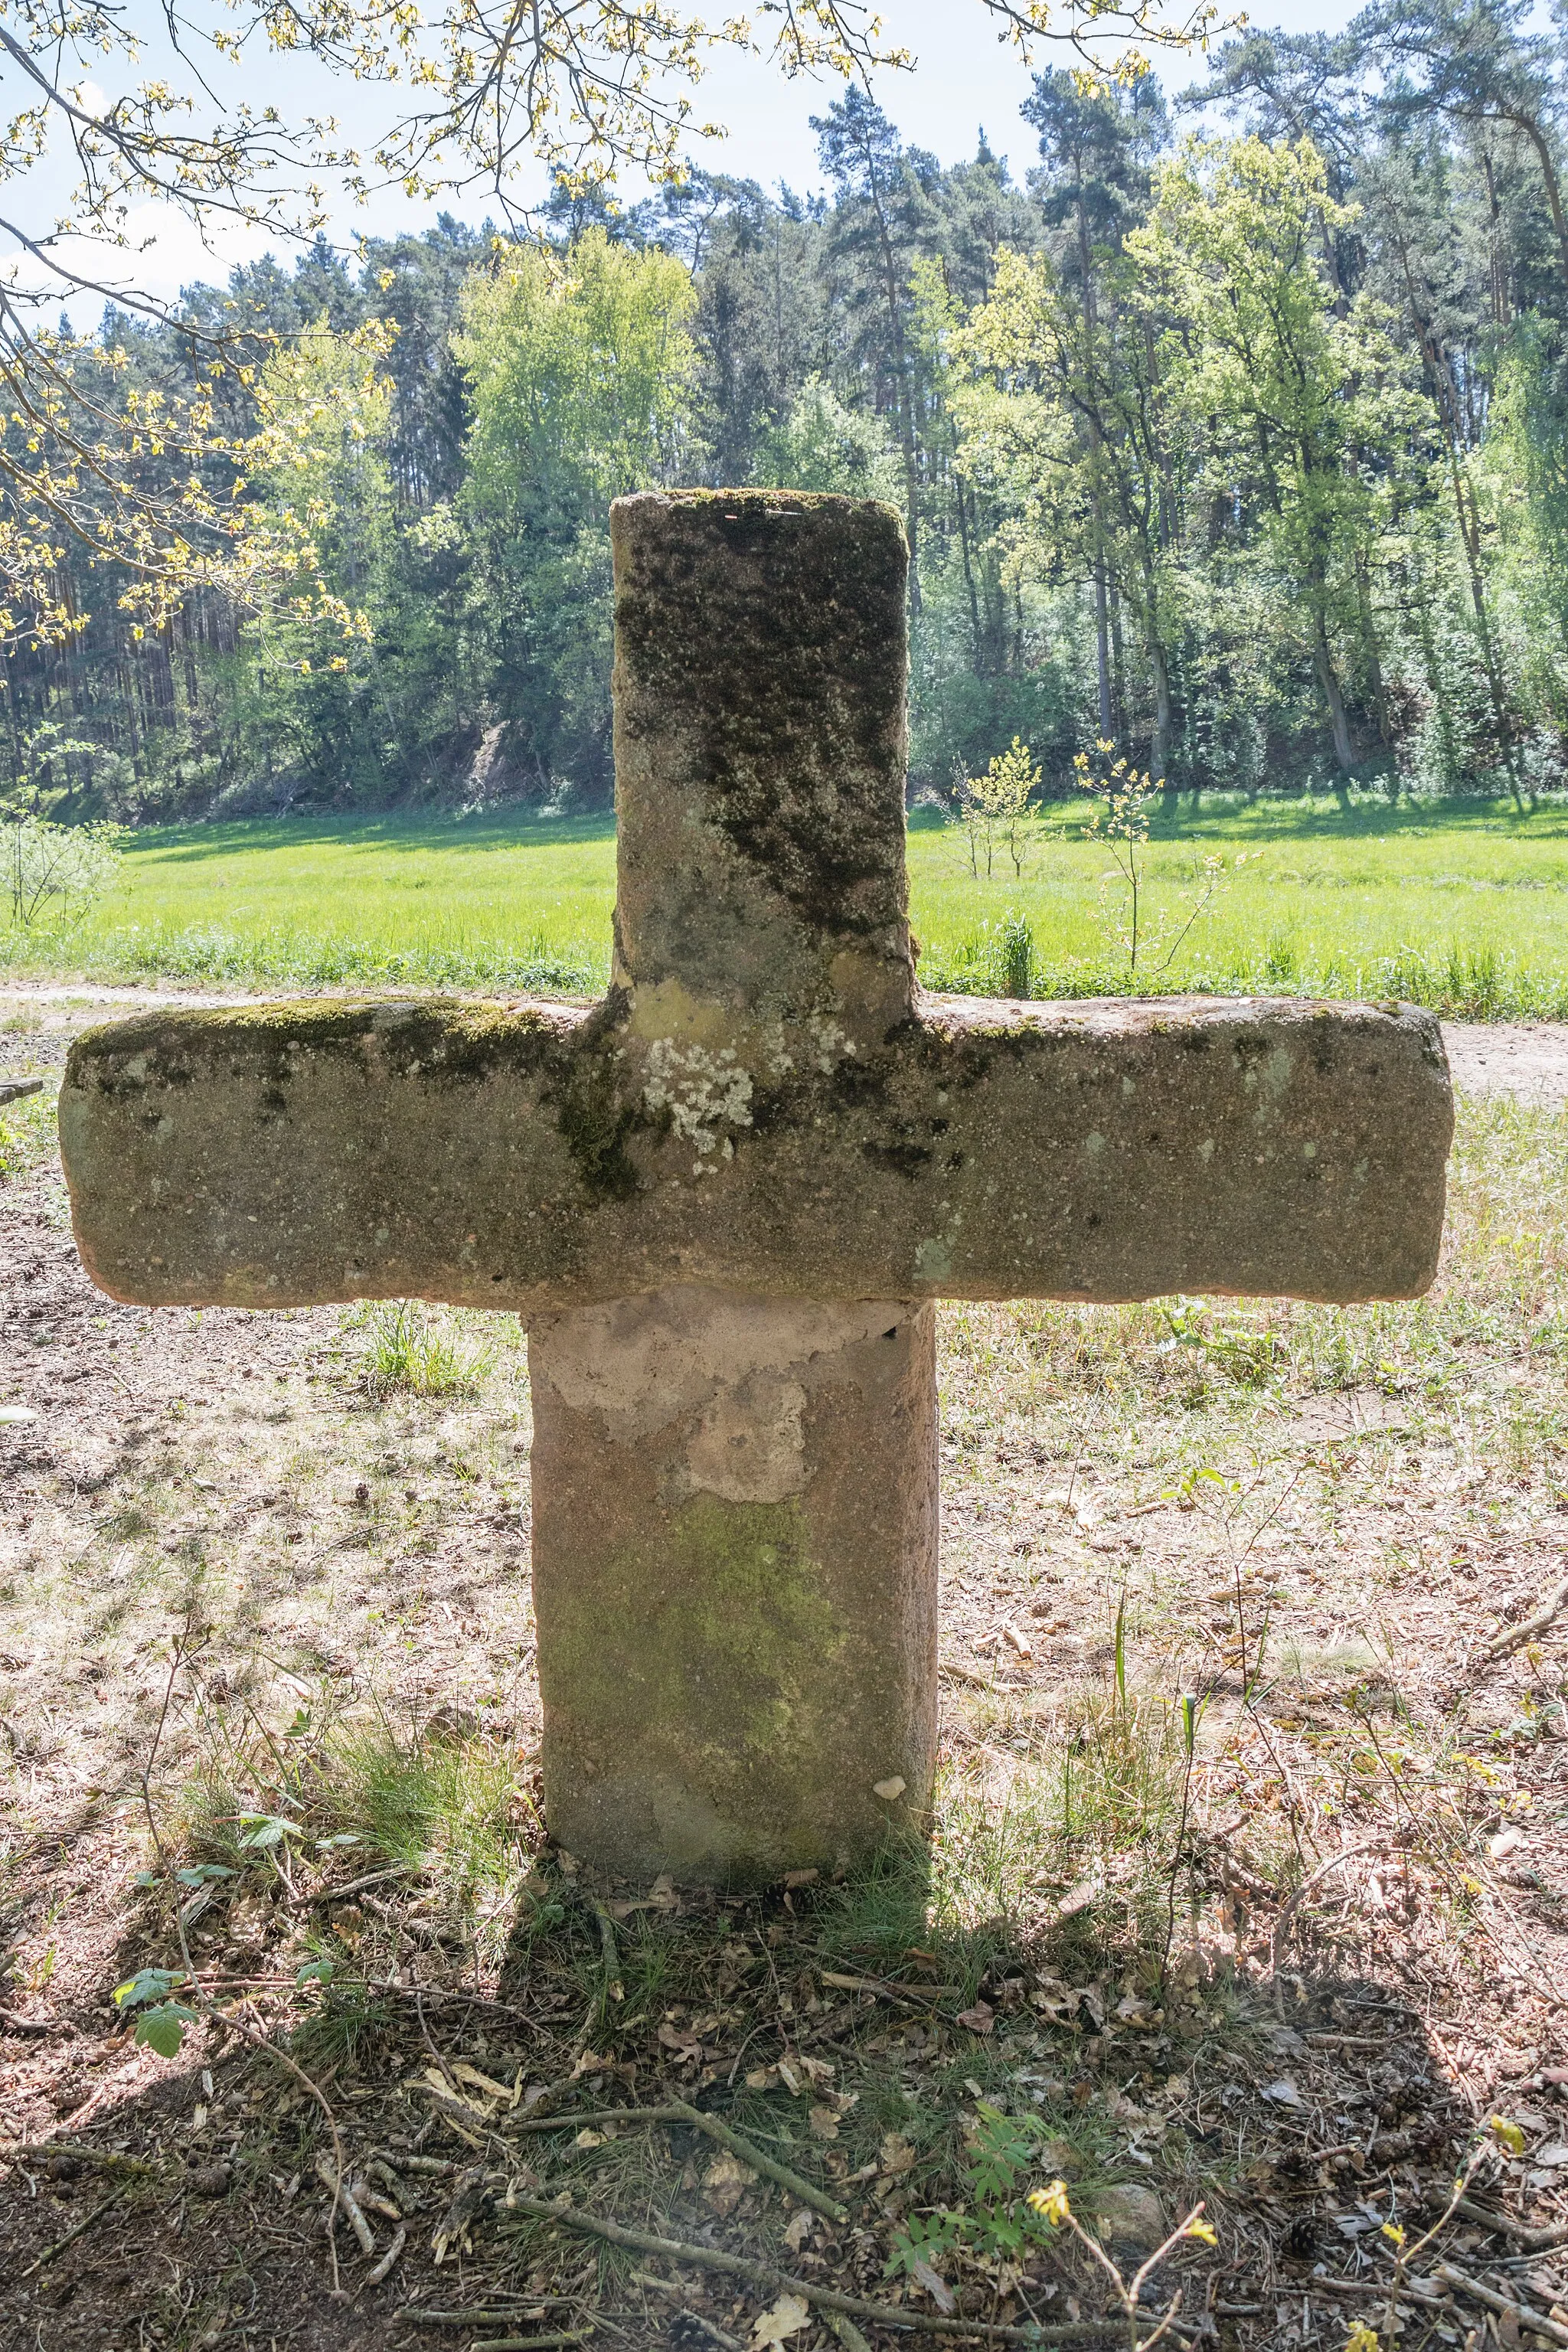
8, 791, 1568, 1014
351, 1301, 494, 1400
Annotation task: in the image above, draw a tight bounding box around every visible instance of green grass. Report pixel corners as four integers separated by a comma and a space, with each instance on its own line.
11, 790, 1568, 1015
350, 1300, 495, 1399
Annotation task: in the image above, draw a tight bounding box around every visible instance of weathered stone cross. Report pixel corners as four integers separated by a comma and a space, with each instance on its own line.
60, 492, 1453, 1887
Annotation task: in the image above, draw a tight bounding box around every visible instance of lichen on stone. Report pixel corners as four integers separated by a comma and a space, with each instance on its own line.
641, 1036, 755, 1175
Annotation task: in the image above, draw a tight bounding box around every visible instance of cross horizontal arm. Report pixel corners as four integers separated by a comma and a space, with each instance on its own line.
60, 991, 1451, 1313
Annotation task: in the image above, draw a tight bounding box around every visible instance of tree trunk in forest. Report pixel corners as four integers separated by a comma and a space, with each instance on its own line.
1314, 616, 1356, 775
1149, 634, 1174, 782
1093, 567, 1112, 737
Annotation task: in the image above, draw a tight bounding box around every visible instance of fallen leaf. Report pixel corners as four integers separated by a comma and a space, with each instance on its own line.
1057, 1879, 1099, 1919
1489, 1828, 1524, 1860
783, 2207, 815, 2249
873, 1776, 906, 1801
910, 2257, 957, 2314
752, 2292, 812, 2345
451, 2060, 517, 2105
956, 2001, 995, 2035
808, 2103, 841, 2141
1262, 2078, 1303, 2107
704, 2151, 753, 2215
879, 2132, 916, 2177
574, 2128, 605, 2149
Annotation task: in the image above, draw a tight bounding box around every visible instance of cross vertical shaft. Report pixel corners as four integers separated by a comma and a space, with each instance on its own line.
529, 493, 938, 1882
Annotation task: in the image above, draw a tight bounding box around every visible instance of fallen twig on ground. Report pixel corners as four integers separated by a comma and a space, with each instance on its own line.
498, 2188, 1171, 2343
0, 2142, 158, 2176
16, 2180, 132, 2280
1482, 1575, 1568, 1661
503, 2097, 847, 2223
397, 2311, 580, 2330
1433, 2262, 1568, 2344
364, 2221, 406, 2283
1456, 2200, 1568, 2252
315, 2151, 375, 2256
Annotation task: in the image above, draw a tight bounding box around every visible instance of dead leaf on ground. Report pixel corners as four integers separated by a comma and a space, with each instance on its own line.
752, 2291, 812, 2345
703, 2151, 753, 2214
910, 2256, 957, 2314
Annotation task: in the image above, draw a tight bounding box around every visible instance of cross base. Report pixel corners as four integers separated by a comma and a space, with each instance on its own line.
527, 1288, 938, 1885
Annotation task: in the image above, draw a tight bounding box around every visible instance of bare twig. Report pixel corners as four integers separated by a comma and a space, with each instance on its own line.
415, 1990, 461, 2091
315, 2151, 375, 2256
433, 2092, 846, 2223
1378, 2137, 1490, 2337
312, 1862, 423, 1905
1433, 2264, 1568, 2345
1455, 2199, 1568, 2253
1483, 1574, 1568, 1660
665, 2096, 848, 2224
364, 2221, 407, 2284
17, 2180, 132, 2278
397, 2309, 577, 2328
0, 2143, 156, 2176
497, 2188, 1169, 2343
138, 1619, 201, 1864
1055, 2199, 1202, 2352
447, 2338, 586, 2350
1269, 1841, 1389, 1964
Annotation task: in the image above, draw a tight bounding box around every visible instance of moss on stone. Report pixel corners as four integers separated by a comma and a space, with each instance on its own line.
612, 492, 910, 952
541, 1491, 848, 1815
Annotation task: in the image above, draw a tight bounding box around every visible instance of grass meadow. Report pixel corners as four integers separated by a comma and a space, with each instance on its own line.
9, 789, 1568, 1014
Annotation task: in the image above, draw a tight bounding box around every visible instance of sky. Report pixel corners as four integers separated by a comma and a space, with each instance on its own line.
8, 0, 1361, 315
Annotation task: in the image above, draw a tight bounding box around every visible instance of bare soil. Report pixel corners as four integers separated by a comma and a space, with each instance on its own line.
2, 988, 1566, 2352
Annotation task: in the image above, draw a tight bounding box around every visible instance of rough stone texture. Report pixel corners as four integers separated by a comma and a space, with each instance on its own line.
54, 489, 1458, 1885
611, 490, 913, 1056
60, 992, 1452, 1312
528, 1288, 937, 1883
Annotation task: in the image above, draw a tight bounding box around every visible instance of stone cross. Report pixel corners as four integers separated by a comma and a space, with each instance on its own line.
59, 492, 1454, 1887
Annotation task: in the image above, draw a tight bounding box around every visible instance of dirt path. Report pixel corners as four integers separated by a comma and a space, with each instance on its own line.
1443, 1020, 1568, 1101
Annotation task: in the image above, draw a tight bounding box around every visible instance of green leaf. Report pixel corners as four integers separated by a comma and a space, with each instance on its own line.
134, 2001, 198, 2059
237, 1813, 304, 1850
296, 1958, 336, 1985
175, 1864, 236, 1887
114, 1966, 187, 2011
